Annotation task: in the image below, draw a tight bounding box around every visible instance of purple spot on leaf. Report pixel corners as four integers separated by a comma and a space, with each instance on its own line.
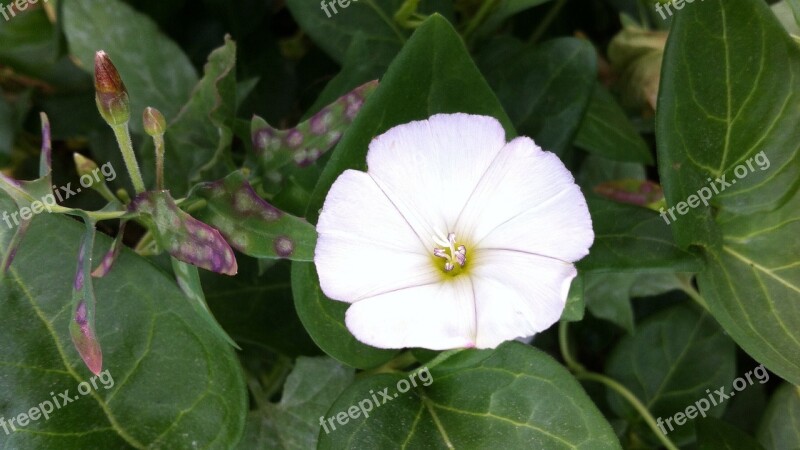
274, 236, 294, 258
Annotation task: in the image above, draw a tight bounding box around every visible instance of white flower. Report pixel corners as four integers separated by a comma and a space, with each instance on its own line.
315, 113, 594, 349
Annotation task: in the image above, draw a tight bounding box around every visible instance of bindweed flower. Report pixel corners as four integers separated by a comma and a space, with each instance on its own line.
315, 113, 594, 349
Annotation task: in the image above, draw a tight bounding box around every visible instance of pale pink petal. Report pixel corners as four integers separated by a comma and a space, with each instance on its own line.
345, 276, 476, 349
316, 170, 440, 302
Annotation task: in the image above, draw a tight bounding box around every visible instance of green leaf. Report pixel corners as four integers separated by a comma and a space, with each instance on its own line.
285, 0, 408, 65
319, 343, 621, 449
697, 418, 766, 450
307, 14, 515, 222
0, 193, 247, 448
561, 273, 585, 322
480, 37, 596, 158
578, 197, 703, 273
605, 305, 736, 446
0, 5, 58, 76
188, 171, 318, 261
578, 154, 646, 192
473, 0, 553, 37
237, 356, 354, 449
171, 258, 238, 349
130, 190, 238, 275
144, 37, 237, 195
658, 0, 800, 385
584, 273, 635, 333
291, 262, 397, 369
757, 383, 800, 450
574, 83, 653, 164
62, 0, 198, 133
202, 259, 318, 357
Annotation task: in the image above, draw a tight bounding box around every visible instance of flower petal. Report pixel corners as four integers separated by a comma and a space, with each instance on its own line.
316, 170, 440, 302
345, 276, 476, 349
366, 113, 507, 244
457, 136, 594, 263
471, 249, 577, 348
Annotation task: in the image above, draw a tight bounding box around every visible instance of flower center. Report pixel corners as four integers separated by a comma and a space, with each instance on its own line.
432, 232, 467, 273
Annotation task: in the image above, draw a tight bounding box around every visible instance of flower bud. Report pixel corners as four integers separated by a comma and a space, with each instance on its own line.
73, 153, 99, 178
143, 107, 167, 136
94, 51, 130, 126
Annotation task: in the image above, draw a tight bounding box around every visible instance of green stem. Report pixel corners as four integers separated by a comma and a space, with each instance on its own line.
111, 123, 146, 194
49, 205, 127, 222
153, 134, 165, 191
362, 351, 418, 376
577, 373, 679, 450
559, 322, 679, 450
528, 0, 567, 44
678, 275, 709, 311
463, 0, 499, 40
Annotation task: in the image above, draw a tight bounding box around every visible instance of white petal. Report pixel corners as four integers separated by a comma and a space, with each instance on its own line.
470, 249, 577, 348
315, 170, 440, 302
366, 113, 507, 244
345, 276, 476, 349
456, 136, 593, 263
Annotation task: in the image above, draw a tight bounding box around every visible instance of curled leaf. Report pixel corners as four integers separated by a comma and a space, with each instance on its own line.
69, 216, 103, 375
130, 191, 238, 275
91, 220, 127, 278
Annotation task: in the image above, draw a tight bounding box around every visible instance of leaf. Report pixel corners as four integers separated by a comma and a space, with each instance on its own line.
578, 154, 646, 191
188, 171, 317, 261
171, 258, 238, 349
0, 5, 58, 76
291, 262, 397, 369
605, 305, 736, 446
143, 36, 237, 195
584, 273, 636, 333
284, 0, 408, 65
62, 0, 198, 133
592, 179, 664, 210
307, 15, 515, 222
697, 418, 766, 450
68, 215, 103, 375
574, 83, 653, 164
91, 220, 126, 278
480, 36, 596, 158
578, 197, 704, 273
561, 273, 585, 322
0, 193, 247, 448
319, 343, 621, 449
202, 259, 318, 357
473, 0, 553, 37
129, 190, 238, 275
757, 383, 800, 450
252, 80, 378, 176
237, 357, 354, 449
658, 0, 800, 385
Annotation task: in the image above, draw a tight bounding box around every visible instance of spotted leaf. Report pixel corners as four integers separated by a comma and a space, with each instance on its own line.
129, 191, 238, 275
188, 171, 317, 261
91, 220, 126, 278
252, 80, 378, 174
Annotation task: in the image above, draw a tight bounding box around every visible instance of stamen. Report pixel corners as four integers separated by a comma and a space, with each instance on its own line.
432, 232, 467, 272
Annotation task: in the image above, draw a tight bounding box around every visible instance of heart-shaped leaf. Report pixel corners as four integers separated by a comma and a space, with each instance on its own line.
0, 193, 247, 449
319, 343, 621, 449
658, 0, 800, 385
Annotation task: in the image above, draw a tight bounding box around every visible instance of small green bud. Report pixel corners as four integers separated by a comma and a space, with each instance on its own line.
143, 107, 167, 136
73, 153, 99, 178
94, 51, 130, 126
